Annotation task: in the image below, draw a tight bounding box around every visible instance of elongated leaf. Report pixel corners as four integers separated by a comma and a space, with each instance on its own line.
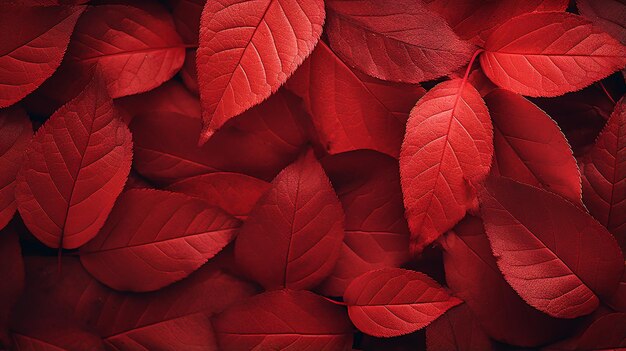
130, 90, 308, 184
424, 0, 568, 45
441, 216, 575, 346
325, 0, 473, 83
197, 0, 325, 142
15, 77, 132, 249
480, 12, 626, 97
80, 189, 240, 292
287, 42, 425, 157
0, 107, 32, 230
235, 150, 344, 290
0, 5, 84, 108
479, 176, 624, 318
400, 79, 493, 255
213, 289, 353, 350
425, 304, 494, 351
167, 172, 270, 220
485, 89, 582, 203
319, 150, 411, 296
65, 3, 185, 98
343, 268, 461, 337
582, 97, 626, 251
578, 0, 626, 45
0, 228, 23, 347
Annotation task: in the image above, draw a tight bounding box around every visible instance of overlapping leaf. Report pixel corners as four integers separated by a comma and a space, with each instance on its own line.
577, 0, 626, 45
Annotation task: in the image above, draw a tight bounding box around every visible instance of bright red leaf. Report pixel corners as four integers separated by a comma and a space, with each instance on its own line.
15, 77, 132, 249
481, 12, 626, 97
235, 150, 344, 290
196, 0, 325, 143
400, 79, 493, 255
343, 267, 461, 337
479, 176, 624, 318
213, 289, 353, 350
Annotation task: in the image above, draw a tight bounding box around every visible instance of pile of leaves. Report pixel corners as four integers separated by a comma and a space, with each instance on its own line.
0, 0, 625, 350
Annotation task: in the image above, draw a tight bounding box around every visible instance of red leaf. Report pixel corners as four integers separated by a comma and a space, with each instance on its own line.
480, 12, 626, 97
65, 3, 186, 98
441, 215, 575, 347
80, 189, 240, 292
0, 228, 24, 348
423, 0, 568, 46
171, 0, 204, 45
609, 266, 626, 312
197, 0, 325, 142
11, 319, 105, 351
287, 42, 425, 157
0, 5, 84, 108
325, 0, 473, 83
343, 267, 461, 337
167, 172, 270, 220
15, 77, 132, 249
400, 79, 493, 255
582, 97, 626, 251
0, 107, 32, 230
213, 289, 353, 350
318, 150, 411, 296
235, 150, 344, 290
130, 90, 308, 184
577, 0, 626, 45
425, 304, 494, 351
478, 176, 624, 318
485, 89, 582, 203
576, 313, 626, 350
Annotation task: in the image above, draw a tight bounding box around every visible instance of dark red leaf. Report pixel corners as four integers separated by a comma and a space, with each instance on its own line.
425, 304, 494, 351
343, 268, 461, 337
15, 76, 132, 249
576, 313, 626, 350
171, 0, 204, 45
481, 12, 626, 97
197, 0, 324, 142
577, 0, 626, 45
400, 79, 493, 255
0, 228, 24, 348
235, 150, 344, 290
213, 289, 353, 350
479, 176, 624, 318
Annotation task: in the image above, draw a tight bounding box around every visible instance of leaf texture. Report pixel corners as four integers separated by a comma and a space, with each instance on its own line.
441, 216, 576, 347
213, 289, 353, 351
479, 176, 624, 318
485, 89, 582, 203
130, 90, 308, 184
80, 189, 240, 292
425, 304, 494, 351
400, 79, 493, 255
343, 268, 461, 337
582, 97, 626, 251
0, 107, 32, 230
65, 3, 186, 98
167, 172, 270, 220
577, 0, 626, 45
287, 42, 425, 157
0, 5, 84, 108
15, 77, 132, 249
318, 150, 411, 296
235, 150, 344, 290
325, 0, 473, 83
480, 12, 626, 97
196, 0, 325, 142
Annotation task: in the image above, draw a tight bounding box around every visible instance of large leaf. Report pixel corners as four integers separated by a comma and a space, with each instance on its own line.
479, 176, 624, 318
235, 150, 344, 290
577, 0, 626, 45
485, 89, 582, 203
425, 304, 494, 351
582, 97, 626, 251
0, 5, 84, 108
319, 150, 411, 296
441, 216, 576, 346
130, 90, 308, 184
196, 0, 325, 142
213, 289, 353, 350
64, 3, 186, 98
400, 79, 493, 255
325, 0, 473, 83
0, 107, 32, 230
80, 189, 240, 292
480, 12, 626, 97
15, 77, 132, 249
343, 268, 461, 337
287, 42, 425, 157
